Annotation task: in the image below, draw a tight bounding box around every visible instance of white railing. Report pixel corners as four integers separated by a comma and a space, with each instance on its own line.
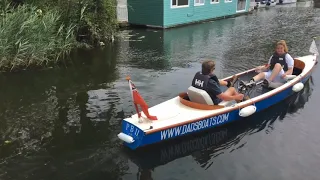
117, 5, 128, 22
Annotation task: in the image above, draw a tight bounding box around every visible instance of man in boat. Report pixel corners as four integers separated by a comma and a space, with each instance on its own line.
191, 60, 245, 105
249, 40, 294, 87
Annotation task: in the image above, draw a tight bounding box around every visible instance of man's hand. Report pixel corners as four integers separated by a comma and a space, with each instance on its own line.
234, 94, 244, 101
226, 81, 231, 88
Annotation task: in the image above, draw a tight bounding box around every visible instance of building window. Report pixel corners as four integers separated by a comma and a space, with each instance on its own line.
172, 0, 189, 8
211, 0, 219, 3
225, 0, 232, 2
194, 0, 205, 6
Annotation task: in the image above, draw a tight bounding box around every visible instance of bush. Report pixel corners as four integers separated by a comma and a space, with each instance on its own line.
23, 0, 118, 46
0, 3, 77, 71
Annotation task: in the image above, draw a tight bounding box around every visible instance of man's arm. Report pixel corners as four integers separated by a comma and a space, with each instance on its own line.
219, 80, 230, 87
217, 93, 239, 101
208, 80, 240, 101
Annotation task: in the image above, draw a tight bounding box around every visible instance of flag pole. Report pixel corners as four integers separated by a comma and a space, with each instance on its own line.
126, 76, 142, 122
310, 38, 319, 56
126, 76, 158, 122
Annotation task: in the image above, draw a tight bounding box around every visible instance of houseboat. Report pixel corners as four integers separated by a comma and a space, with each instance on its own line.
251, 0, 277, 8
127, 0, 252, 28
276, 0, 297, 4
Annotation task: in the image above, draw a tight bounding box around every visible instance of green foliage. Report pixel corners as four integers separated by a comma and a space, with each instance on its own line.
0, 0, 118, 71
24, 0, 118, 45
0, 3, 77, 71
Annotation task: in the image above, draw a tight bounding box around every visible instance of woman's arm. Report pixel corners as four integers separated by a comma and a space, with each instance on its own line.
256, 56, 272, 72
284, 67, 293, 75
282, 53, 294, 77
255, 64, 270, 72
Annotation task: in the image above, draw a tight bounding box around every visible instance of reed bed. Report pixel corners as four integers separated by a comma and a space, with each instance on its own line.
0, 4, 77, 71
0, 0, 118, 72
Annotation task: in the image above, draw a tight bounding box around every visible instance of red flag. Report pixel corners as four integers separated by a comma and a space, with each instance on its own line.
126, 76, 158, 120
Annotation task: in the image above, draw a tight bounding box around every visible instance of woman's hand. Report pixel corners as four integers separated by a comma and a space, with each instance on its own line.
255, 64, 270, 72
255, 66, 264, 72
281, 74, 287, 78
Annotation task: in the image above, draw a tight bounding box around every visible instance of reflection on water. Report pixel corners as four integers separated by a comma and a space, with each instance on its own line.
0, 5, 320, 180
0, 44, 128, 180
315, 1, 320, 8
118, 5, 319, 78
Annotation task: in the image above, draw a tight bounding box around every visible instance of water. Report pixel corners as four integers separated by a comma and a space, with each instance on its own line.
1, 3, 320, 180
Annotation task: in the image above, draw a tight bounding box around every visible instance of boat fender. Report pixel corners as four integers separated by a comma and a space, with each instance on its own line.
239, 105, 256, 117
117, 133, 135, 143
292, 82, 304, 92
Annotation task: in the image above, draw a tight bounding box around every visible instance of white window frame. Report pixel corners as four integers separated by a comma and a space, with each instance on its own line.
210, 0, 220, 4
225, 0, 232, 3
171, 0, 190, 8
194, 0, 205, 6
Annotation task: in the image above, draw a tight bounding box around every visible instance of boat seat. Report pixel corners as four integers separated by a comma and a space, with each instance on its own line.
187, 86, 233, 106
187, 86, 214, 105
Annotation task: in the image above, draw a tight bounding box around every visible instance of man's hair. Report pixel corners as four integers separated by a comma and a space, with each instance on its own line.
202, 60, 215, 75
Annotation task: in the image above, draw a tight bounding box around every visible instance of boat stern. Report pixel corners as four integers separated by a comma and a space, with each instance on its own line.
117, 119, 145, 150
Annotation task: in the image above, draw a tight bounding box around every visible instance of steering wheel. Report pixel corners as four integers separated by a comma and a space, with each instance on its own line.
236, 78, 257, 97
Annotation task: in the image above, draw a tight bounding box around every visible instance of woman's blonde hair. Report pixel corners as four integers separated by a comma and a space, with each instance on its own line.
276, 40, 288, 53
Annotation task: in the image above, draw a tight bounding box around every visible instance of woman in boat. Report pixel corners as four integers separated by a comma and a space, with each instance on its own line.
191, 60, 244, 104
250, 40, 294, 86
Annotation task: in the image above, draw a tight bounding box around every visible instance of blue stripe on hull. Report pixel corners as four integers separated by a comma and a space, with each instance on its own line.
143, 110, 240, 147
120, 76, 310, 150
121, 121, 145, 149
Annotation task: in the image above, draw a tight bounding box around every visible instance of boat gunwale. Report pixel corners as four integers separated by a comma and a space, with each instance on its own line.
145, 55, 317, 134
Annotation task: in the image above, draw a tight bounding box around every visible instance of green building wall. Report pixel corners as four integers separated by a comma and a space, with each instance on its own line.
128, 0, 164, 27
128, 0, 250, 28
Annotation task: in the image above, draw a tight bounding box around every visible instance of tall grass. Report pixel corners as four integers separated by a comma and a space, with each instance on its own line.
0, 0, 118, 72
0, 4, 77, 71
24, 0, 118, 46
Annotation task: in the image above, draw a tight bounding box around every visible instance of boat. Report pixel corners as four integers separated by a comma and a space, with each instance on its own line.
276, 0, 297, 5
251, 0, 277, 9
123, 81, 313, 169
117, 40, 319, 150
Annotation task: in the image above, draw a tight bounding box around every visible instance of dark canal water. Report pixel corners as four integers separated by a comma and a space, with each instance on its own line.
1, 3, 320, 180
